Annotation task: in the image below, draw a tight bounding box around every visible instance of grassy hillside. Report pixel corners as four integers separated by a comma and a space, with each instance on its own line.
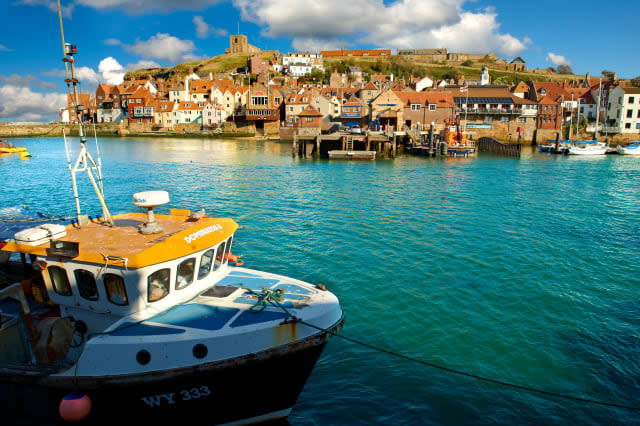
126, 51, 583, 85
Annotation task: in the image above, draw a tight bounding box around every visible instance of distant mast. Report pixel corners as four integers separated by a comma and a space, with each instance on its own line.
57, 0, 114, 226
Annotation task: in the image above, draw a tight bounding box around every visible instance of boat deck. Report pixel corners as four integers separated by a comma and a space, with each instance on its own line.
2, 213, 238, 268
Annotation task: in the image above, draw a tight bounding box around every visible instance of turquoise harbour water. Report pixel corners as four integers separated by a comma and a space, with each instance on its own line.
1, 137, 639, 425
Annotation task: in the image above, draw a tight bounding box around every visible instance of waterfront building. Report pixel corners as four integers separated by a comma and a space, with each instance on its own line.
175, 101, 203, 124
396, 90, 455, 131
154, 100, 177, 129
607, 86, 640, 134
245, 83, 281, 134
284, 93, 311, 126
127, 86, 155, 125
202, 102, 227, 127
61, 93, 93, 124
341, 96, 365, 128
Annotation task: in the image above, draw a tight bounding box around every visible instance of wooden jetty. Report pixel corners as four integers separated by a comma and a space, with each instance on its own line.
292, 132, 395, 159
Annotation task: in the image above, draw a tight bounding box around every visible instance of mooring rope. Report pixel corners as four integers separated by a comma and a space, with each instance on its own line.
252, 287, 640, 412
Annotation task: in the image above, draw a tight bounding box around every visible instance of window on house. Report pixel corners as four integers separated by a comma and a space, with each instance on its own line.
104, 273, 128, 306
627, 109, 633, 118
411, 104, 421, 111
518, 117, 526, 123
75, 269, 98, 301
636, 123, 640, 129
49, 266, 71, 296
625, 123, 631, 129
306, 117, 313, 122
137, 99, 141, 103
148, 268, 170, 302
637, 110, 640, 118
429, 105, 436, 111
630, 97, 635, 104
484, 116, 493, 122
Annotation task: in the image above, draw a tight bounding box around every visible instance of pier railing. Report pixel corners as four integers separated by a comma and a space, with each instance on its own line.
477, 137, 521, 157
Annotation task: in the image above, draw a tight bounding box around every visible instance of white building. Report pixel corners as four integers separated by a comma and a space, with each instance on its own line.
415, 76, 434, 92
608, 86, 640, 133
288, 64, 313, 77
281, 52, 323, 68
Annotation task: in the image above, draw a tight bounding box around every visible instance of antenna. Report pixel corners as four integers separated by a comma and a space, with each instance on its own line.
57, 0, 113, 227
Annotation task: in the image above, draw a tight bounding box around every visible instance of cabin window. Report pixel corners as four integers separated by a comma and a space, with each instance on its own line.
198, 249, 215, 280
176, 258, 196, 290
148, 268, 170, 302
75, 269, 98, 300
49, 266, 71, 296
214, 241, 226, 269
104, 274, 128, 305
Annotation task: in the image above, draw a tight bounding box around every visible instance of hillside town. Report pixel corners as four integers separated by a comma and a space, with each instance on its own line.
59, 34, 640, 143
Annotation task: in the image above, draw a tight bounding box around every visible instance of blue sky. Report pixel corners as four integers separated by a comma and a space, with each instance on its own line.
1, 0, 638, 122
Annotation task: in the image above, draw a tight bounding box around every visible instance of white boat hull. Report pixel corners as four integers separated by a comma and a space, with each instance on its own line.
617, 145, 640, 155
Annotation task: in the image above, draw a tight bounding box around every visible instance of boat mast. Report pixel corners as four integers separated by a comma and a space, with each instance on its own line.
594, 78, 602, 143
57, 0, 113, 226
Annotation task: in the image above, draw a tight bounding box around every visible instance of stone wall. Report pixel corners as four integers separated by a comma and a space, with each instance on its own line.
0, 122, 120, 138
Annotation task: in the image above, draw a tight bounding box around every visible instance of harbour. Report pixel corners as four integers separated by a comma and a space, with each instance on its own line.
1, 137, 639, 424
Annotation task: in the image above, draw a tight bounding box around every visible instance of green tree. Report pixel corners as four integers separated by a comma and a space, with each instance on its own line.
461, 60, 473, 67
602, 70, 616, 79
309, 68, 325, 84
557, 64, 573, 74
631, 76, 640, 87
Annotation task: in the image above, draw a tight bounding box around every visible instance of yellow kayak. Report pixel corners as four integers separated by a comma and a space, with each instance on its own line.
20, 152, 32, 159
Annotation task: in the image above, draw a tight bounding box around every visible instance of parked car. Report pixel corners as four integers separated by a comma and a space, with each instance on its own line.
350, 125, 362, 134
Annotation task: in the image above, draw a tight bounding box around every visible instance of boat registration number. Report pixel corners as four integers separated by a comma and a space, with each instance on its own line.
141, 386, 211, 407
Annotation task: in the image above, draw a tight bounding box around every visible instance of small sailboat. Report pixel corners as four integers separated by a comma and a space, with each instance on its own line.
566, 79, 608, 156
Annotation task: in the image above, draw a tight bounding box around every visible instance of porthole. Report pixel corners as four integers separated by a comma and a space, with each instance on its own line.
193, 344, 208, 359
136, 350, 151, 365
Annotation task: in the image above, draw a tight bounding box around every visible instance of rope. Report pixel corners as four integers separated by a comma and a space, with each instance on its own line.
251, 288, 640, 412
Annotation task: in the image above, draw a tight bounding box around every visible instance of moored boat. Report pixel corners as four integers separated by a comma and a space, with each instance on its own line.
566, 141, 608, 155
0, 4, 344, 424
616, 142, 640, 155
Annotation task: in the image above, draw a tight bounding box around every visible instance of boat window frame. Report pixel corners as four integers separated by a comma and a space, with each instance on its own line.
176, 258, 196, 290
213, 241, 226, 270
74, 269, 99, 301
223, 236, 233, 264
148, 268, 171, 302
48, 265, 72, 296
104, 273, 128, 306
198, 249, 215, 280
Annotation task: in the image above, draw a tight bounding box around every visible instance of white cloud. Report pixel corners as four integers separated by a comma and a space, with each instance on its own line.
104, 38, 122, 46
127, 60, 162, 70
0, 44, 12, 52
98, 57, 125, 85
546, 52, 571, 67
233, 0, 529, 57
124, 33, 202, 63
0, 74, 57, 90
15, 0, 74, 17
0, 85, 66, 122
76, 0, 220, 13
193, 16, 228, 39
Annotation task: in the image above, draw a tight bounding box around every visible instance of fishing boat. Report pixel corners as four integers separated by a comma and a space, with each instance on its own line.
616, 142, 640, 155
0, 2, 343, 424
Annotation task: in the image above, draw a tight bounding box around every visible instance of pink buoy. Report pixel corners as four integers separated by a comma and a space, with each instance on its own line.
59, 391, 91, 422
